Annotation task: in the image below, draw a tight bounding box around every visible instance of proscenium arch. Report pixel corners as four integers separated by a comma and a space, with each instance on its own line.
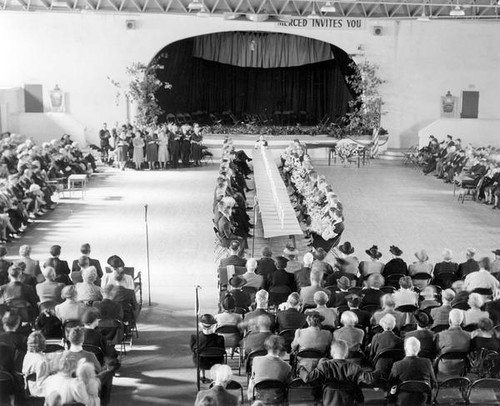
148, 30, 358, 124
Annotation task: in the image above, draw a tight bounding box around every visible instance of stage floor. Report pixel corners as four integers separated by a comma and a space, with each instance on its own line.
12, 158, 500, 405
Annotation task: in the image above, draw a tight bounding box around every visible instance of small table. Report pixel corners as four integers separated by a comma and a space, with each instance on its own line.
67, 174, 87, 199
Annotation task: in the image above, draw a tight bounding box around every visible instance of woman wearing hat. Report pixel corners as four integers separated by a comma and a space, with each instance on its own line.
359, 245, 384, 280
226, 275, 251, 312
408, 249, 433, 278
214, 294, 243, 328
383, 246, 407, 279
336, 242, 359, 276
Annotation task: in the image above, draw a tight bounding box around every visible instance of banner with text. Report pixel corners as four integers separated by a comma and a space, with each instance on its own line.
277, 18, 365, 30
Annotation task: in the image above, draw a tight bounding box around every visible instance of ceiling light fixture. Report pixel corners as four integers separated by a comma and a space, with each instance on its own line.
449, 3, 465, 16
320, 1, 336, 13
417, 4, 430, 21
308, 3, 319, 18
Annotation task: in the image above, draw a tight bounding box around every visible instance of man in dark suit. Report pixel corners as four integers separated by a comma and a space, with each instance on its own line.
389, 337, 437, 406
369, 314, 403, 374
93, 284, 124, 321
243, 289, 276, 332
0, 265, 39, 318
346, 295, 371, 330
294, 252, 314, 291
72, 243, 103, 285
276, 293, 306, 332
44, 245, 71, 284
299, 339, 381, 405
256, 247, 276, 285
269, 256, 296, 293
383, 246, 408, 279
242, 315, 273, 358
219, 240, 246, 268
457, 248, 479, 279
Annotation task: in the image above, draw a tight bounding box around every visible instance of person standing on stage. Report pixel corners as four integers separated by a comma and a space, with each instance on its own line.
254, 135, 268, 149
132, 133, 145, 170
169, 125, 181, 169
115, 130, 129, 171
145, 130, 159, 170
157, 128, 169, 170
99, 123, 111, 165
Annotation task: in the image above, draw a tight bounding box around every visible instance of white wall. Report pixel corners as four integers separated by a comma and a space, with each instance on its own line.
1, 12, 500, 147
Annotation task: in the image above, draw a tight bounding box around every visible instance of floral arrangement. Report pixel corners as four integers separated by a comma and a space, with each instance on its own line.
336, 138, 360, 166
206, 123, 345, 137
281, 142, 344, 242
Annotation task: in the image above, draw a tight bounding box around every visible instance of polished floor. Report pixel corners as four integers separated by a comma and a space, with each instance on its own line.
10, 157, 500, 405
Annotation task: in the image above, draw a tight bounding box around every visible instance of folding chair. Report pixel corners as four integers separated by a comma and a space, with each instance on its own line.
215, 325, 243, 374
209, 380, 244, 403
395, 380, 433, 405
288, 378, 322, 405
278, 329, 297, 354
433, 377, 470, 404
435, 351, 469, 378
0, 370, 14, 404
466, 378, 500, 405
372, 348, 405, 375
245, 349, 267, 383
292, 348, 325, 376
198, 347, 227, 381
253, 379, 287, 404
83, 343, 105, 366
97, 318, 126, 355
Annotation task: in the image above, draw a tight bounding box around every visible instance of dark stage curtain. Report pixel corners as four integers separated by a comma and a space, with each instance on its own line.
155, 36, 353, 123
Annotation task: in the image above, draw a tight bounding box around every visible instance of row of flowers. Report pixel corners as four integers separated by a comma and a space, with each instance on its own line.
281, 141, 344, 242
206, 123, 347, 137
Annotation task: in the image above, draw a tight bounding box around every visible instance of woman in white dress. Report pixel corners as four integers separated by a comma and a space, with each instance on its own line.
157, 130, 169, 169
132, 134, 145, 170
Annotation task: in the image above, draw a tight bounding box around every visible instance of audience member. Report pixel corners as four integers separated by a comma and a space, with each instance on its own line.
268, 256, 296, 293
434, 248, 458, 277
383, 245, 407, 278
18, 244, 42, 282
219, 240, 246, 268
463, 257, 499, 292
491, 249, 500, 277
294, 252, 313, 290
102, 255, 134, 290
76, 361, 101, 406
471, 317, 500, 352
393, 276, 419, 308
291, 312, 332, 354
299, 268, 330, 307
336, 241, 359, 275
226, 276, 251, 312
241, 258, 263, 290
242, 315, 273, 358
360, 273, 385, 308
190, 314, 225, 374
409, 249, 433, 277
305, 291, 336, 328
359, 245, 384, 279
93, 284, 124, 321
22, 331, 50, 396
333, 311, 364, 352
43, 357, 90, 404
60, 327, 102, 373
431, 289, 455, 327
0, 312, 27, 370
371, 294, 405, 329
388, 337, 437, 406
0, 264, 39, 316
457, 247, 479, 279
369, 314, 403, 374
214, 294, 243, 328
0, 245, 12, 285
55, 285, 87, 322
420, 286, 440, 311
463, 293, 489, 326
255, 247, 276, 283
328, 275, 350, 308
76, 267, 103, 304
347, 295, 371, 330
282, 243, 301, 273
247, 335, 291, 401
44, 245, 71, 285
276, 292, 306, 332
451, 280, 470, 309
242, 289, 276, 332
195, 364, 238, 406
36, 266, 64, 309
72, 243, 103, 285
404, 311, 435, 358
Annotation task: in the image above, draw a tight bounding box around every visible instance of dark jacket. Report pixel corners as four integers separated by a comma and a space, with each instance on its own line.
244, 308, 276, 332
370, 331, 403, 374
256, 257, 277, 280
457, 259, 479, 279
190, 332, 225, 368
220, 255, 247, 268
269, 268, 296, 292
295, 267, 311, 290
383, 258, 408, 278
276, 308, 306, 332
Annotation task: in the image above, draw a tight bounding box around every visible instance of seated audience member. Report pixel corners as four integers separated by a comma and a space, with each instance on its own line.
388, 337, 437, 406
334, 311, 364, 352
0, 264, 39, 313
0, 245, 12, 285
434, 248, 459, 277
463, 292, 489, 326
214, 294, 243, 328
383, 245, 407, 278
276, 292, 306, 332
435, 309, 470, 375
359, 245, 384, 279
283, 243, 301, 273
44, 245, 71, 285
420, 286, 440, 311
347, 295, 371, 330
408, 249, 433, 277
44, 391, 63, 406
43, 357, 91, 405
55, 285, 87, 322
93, 284, 124, 321
59, 327, 101, 373
247, 335, 291, 401
36, 267, 64, 309
299, 339, 381, 405
255, 247, 276, 285
81, 308, 112, 366
404, 311, 435, 358
486, 288, 500, 326
471, 317, 500, 352
195, 364, 238, 406
72, 243, 103, 285
0, 312, 27, 370
17, 260, 37, 287
242, 315, 273, 358
431, 289, 455, 327
75, 362, 101, 406
328, 275, 350, 308
70, 256, 89, 284
226, 275, 251, 312
101, 255, 134, 290
75, 267, 103, 304
311, 248, 334, 276
300, 268, 330, 307
18, 244, 41, 282
451, 280, 469, 309
336, 241, 359, 275
369, 314, 403, 373
22, 331, 50, 396
241, 258, 263, 290
360, 273, 385, 309
457, 247, 479, 279
393, 276, 419, 308
463, 257, 499, 292
371, 294, 405, 330
294, 252, 314, 291
305, 291, 337, 329
268, 256, 296, 293
242, 289, 276, 332
291, 312, 332, 354
219, 240, 246, 268
190, 314, 225, 373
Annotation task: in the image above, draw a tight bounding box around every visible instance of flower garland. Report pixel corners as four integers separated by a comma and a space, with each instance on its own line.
281, 141, 344, 242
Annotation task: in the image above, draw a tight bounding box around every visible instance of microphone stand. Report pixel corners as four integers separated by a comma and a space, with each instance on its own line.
195, 285, 201, 391
145, 204, 152, 306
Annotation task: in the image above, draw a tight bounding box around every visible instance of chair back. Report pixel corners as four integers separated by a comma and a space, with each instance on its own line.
431, 324, 449, 333
397, 380, 432, 403
373, 348, 405, 371
436, 351, 469, 376
253, 379, 287, 403
63, 319, 83, 339
434, 377, 470, 404
463, 323, 478, 332
433, 272, 456, 289
97, 319, 125, 346
245, 349, 267, 376
380, 286, 396, 294
296, 348, 325, 359
0, 370, 13, 399
209, 380, 244, 403
287, 378, 321, 405
82, 344, 105, 365
215, 325, 242, 349
44, 343, 65, 353
348, 287, 362, 295
386, 274, 406, 288
395, 304, 418, 313
278, 329, 296, 353
360, 304, 379, 315
269, 286, 291, 306
467, 378, 500, 405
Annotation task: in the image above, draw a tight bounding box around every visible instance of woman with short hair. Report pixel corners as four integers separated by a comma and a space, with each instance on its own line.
333, 311, 364, 352
306, 291, 337, 328
471, 317, 500, 352
22, 331, 50, 396
36, 267, 65, 307
75, 267, 102, 304
291, 312, 332, 353
54, 285, 87, 322
464, 293, 490, 326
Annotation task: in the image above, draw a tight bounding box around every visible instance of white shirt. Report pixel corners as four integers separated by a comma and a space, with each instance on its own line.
101, 272, 134, 290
